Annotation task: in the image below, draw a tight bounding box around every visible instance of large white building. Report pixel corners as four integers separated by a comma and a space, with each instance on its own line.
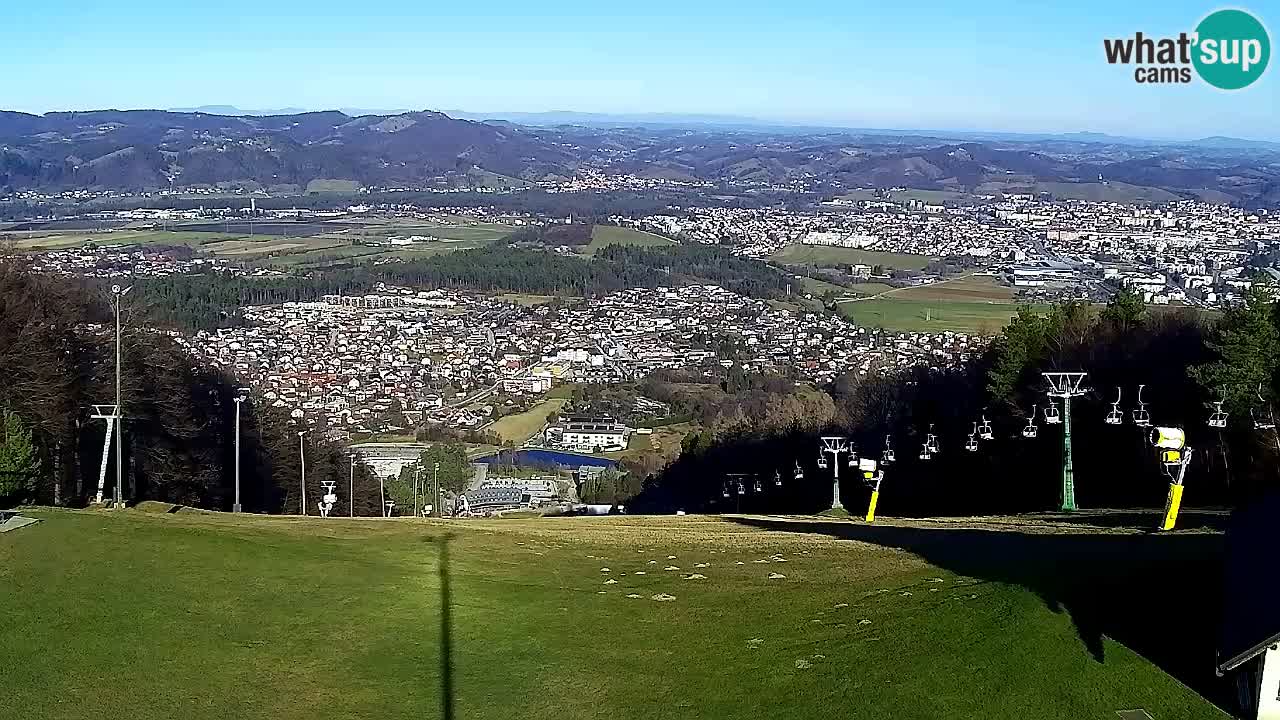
558, 417, 628, 452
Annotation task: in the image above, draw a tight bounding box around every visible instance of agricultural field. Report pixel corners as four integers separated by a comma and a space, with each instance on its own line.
8, 219, 515, 267
581, 225, 676, 256
489, 397, 570, 444
771, 245, 932, 271
0, 509, 1230, 720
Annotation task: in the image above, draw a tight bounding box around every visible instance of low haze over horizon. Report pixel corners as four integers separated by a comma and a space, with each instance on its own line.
6, 0, 1278, 140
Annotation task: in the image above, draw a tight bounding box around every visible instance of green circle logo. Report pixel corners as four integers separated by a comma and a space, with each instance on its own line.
1192, 9, 1270, 90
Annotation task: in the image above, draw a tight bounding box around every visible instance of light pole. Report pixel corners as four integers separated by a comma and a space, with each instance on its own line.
414, 465, 420, 518
111, 284, 132, 510
433, 461, 440, 518
349, 454, 355, 517
818, 436, 855, 511
297, 430, 308, 515
232, 392, 247, 513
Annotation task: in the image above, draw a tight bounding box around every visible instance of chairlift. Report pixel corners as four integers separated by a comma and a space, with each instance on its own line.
1022, 404, 1038, 438
775, 470, 784, 487
925, 423, 940, 454
817, 455, 829, 470
1104, 387, 1123, 426
965, 434, 978, 453
919, 442, 933, 461
1132, 384, 1151, 427
1044, 401, 1061, 425
722, 484, 731, 499
883, 435, 895, 464
737, 482, 745, 496
793, 462, 804, 482
753, 478, 762, 493
1254, 385, 1276, 431
1208, 388, 1228, 429
978, 415, 994, 441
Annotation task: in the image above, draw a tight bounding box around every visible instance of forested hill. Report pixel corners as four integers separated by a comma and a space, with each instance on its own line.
132, 245, 792, 330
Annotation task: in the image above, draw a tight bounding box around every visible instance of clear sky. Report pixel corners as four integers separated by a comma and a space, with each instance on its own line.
4, 0, 1276, 139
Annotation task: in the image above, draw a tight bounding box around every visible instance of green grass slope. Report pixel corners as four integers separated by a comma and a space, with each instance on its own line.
0, 510, 1227, 719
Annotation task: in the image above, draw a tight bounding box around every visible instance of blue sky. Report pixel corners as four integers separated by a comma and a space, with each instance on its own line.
5, 0, 1276, 139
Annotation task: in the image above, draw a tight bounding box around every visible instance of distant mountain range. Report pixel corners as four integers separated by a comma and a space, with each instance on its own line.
1, 108, 1277, 206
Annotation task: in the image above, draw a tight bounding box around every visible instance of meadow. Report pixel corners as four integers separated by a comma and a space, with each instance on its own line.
837, 275, 1033, 334
580, 225, 676, 256
0, 509, 1230, 719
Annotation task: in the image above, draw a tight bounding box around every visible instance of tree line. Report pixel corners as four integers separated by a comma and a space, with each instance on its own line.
0, 258, 385, 513
632, 287, 1280, 516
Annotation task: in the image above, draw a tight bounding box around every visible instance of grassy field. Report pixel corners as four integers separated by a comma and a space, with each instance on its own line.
9, 221, 512, 266
0, 509, 1230, 719
771, 245, 932, 271
489, 397, 569, 444
837, 276, 1029, 334
581, 225, 676, 256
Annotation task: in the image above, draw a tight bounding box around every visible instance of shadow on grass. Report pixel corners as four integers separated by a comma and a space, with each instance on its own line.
729, 516, 1231, 711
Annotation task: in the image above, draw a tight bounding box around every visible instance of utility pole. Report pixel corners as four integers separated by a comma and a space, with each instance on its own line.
433, 461, 440, 518
297, 430, 308, 515
1044, 372, 1088, 512
111, 284, 132, 510
232, 393, 247, 513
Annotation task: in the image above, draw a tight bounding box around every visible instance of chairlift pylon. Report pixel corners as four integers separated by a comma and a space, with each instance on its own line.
1105, 387, 1123, 426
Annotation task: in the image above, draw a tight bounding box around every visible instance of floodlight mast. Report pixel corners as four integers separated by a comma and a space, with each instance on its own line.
818, 436, 853, 511
1044, 372, 1088, 512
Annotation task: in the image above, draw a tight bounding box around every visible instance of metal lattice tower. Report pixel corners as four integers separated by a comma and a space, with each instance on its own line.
1044, 372, 1088, 512
818, 436, 853, 510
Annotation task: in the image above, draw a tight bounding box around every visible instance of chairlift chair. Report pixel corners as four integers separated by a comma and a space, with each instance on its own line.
978, 416, 994, 441
883, 435, 895, 464
1254, 385, 1276, 431
925, 424, 940, 453
965, 434, 979, 453
817, 455, 829, 470
737, 482, 745, 496
754, 478, 762, 493
775, 470, 784, 487
793, 462, 804, 482
1022, 404, 1039, 438
1104, 387, 1123, 425
722, 484, 731, 499
1044, 401, 1061, 425
1132, 384, 1151, 427
919, 442, 933, 461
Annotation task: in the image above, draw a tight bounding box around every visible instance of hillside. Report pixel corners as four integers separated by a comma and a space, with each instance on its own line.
2, 109, 1279, 205
1, 509, 1231, 719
